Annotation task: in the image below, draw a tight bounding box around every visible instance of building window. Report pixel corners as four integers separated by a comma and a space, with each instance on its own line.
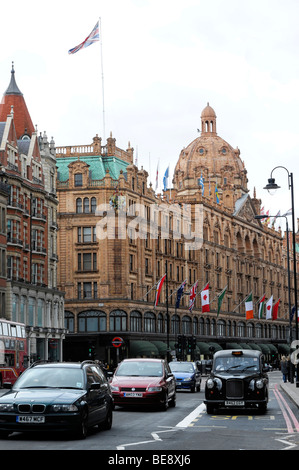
76, 198, 82, 213
74, 173, 83, 187
144, 312, 155, 332
130, 311, 142, 332
78, 310, 106, 332
109, 310, 127, 331
65, 311, 74, 333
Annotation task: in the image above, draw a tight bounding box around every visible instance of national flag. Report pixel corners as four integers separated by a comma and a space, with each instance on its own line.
245, 293, 254, 320
258, 294, 266, 319
199, 173, 204, 195
155, 162, 159, 190
266, 295, 273, 320
175, 280, 187, 309
215, 183, 219, 203
154, 274, 166, 308
68, 21, 100, 54
217, 286, 227, 317
264, 210, 270, 226
282, 208, 292, 217
201, 283, 210, 313
189, 281, 198, 312
163, 166, 169, 192
272, 210, 281, 226
272, 299, 280, 320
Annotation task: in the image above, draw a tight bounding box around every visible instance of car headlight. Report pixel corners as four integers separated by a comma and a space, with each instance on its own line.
255, 379, 264, 389
206, 378, 214, 389
110, 385, 120, 392
0, 403, 14, 412
183, 377, 192, 382
51, 404, 79, 412
148, 386, 162, 392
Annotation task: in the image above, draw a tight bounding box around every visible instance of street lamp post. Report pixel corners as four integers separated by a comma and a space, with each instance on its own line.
263, 166, 299, 387
255, 214, 293, 382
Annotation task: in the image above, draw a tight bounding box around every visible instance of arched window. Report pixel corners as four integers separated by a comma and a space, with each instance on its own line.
171, 314, 180, 335
78, 310, 106, 332
130, 310, 142, 332
83, 197, 89, 213
157, 313, 164, 333
217, 320, 226, 336
182, 315, 192, 335
64, 311, 74, 333
193, 317, 198, 335
109, 310, 127, 331
144, 312, 156, 332
91, 197, 97, 213
76, 198, 82, 213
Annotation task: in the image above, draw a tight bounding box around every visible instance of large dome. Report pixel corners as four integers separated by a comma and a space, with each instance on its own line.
173, 104, 248, 198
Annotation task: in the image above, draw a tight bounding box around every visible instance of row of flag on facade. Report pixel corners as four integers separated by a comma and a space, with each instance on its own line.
153, 276, 297, 322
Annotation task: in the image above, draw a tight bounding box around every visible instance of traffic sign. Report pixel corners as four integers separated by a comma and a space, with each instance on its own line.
112, 337, 123, 348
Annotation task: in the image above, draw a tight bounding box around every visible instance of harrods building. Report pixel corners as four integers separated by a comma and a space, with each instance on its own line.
56, 103, 297, 365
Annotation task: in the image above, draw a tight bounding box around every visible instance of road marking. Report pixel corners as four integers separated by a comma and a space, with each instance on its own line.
273, 384, 299, 433
175, 402, 206, 428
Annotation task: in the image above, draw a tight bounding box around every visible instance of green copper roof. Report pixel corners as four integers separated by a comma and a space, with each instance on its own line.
56, 154, 129, 182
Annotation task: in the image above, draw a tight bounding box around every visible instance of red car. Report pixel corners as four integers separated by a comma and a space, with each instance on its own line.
110, 358, 176, 411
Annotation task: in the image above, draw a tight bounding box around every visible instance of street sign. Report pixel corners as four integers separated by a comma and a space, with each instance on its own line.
112, 337, 123, 348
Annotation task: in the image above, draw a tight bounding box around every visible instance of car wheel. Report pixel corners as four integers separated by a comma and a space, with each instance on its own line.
161, 393, 169, 411
206, 404, 214, 414
76, 409, 88, 439
191, 384, 196, 393
101, 406, 113, 430
169, 393, 176, 408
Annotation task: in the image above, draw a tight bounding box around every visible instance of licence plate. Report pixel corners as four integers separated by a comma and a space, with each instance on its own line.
225, 400, 245, 406
16, 415, 45, 423
123, 392, 143, 397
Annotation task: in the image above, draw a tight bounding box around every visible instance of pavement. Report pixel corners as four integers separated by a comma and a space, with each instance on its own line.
280, 380, 299, 409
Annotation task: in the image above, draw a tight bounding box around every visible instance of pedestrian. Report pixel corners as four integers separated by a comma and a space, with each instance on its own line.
280, 356, 288, 383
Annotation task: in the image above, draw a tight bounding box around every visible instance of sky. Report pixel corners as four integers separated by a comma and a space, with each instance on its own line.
0, 0, 299, 232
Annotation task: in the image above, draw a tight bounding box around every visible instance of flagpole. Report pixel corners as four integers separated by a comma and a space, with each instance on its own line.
233, 292, 251, 313
99, 17, 106, 141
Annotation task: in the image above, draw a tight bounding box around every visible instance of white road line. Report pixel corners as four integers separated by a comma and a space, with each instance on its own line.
175, 402, 206, 428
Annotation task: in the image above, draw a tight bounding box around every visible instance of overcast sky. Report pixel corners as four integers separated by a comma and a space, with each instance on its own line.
0, 0, 299, 231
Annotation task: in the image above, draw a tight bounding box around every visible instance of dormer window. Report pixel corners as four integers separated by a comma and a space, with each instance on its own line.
74, 173, 83, 187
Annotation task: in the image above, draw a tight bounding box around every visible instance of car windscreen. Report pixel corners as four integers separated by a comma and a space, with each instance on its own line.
213, 356, 260, 372
13, 367, 85, 389
169, 363, 195, 373
116, 361, 163, 377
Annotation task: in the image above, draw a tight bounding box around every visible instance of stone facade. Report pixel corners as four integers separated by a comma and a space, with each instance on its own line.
56, 104, 296, 366
0, 65, 66, 362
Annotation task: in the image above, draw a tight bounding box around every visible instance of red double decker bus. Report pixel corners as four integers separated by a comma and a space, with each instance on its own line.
0, 319, 28, 387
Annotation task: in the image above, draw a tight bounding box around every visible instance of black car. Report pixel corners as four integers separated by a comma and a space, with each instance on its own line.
0, 360, 113, 439
204, 350, 269, 414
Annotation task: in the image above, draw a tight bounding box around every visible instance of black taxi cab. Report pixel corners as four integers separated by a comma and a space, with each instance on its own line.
204, 349, 269, 414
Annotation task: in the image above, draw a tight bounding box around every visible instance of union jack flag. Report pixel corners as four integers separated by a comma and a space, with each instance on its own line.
68, 21, 100, 54
189, 281, 198, 312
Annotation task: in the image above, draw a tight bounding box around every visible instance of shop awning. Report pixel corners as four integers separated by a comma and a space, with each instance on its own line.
197, 342, 211, 355
259, 344, 271, 355
226, 343, 242, 350
208, 342, 223, 352
239, 343, 252, 350
151, 341, 168, 356
267, 344, 278, 354
277, 344, 290, 355
129, 340, 160, 357
249, 344, 262, 352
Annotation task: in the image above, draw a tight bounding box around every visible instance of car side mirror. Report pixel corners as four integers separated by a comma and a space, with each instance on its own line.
90, 382, 101, 390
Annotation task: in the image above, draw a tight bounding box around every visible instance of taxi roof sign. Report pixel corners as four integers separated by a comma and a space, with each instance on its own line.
232, 350, 243, 356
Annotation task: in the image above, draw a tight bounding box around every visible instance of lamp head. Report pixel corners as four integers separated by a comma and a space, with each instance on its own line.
264, 177, 281, 195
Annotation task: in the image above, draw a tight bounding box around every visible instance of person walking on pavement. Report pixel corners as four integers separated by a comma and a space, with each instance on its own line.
280, 356, 289, 383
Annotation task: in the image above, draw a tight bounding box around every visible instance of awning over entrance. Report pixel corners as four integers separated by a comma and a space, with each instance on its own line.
226, 342, 242, 350
197, 342, 211, 355
129, 340, 160, 357
277, 344, 290, 355
151, 341, 168, 356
